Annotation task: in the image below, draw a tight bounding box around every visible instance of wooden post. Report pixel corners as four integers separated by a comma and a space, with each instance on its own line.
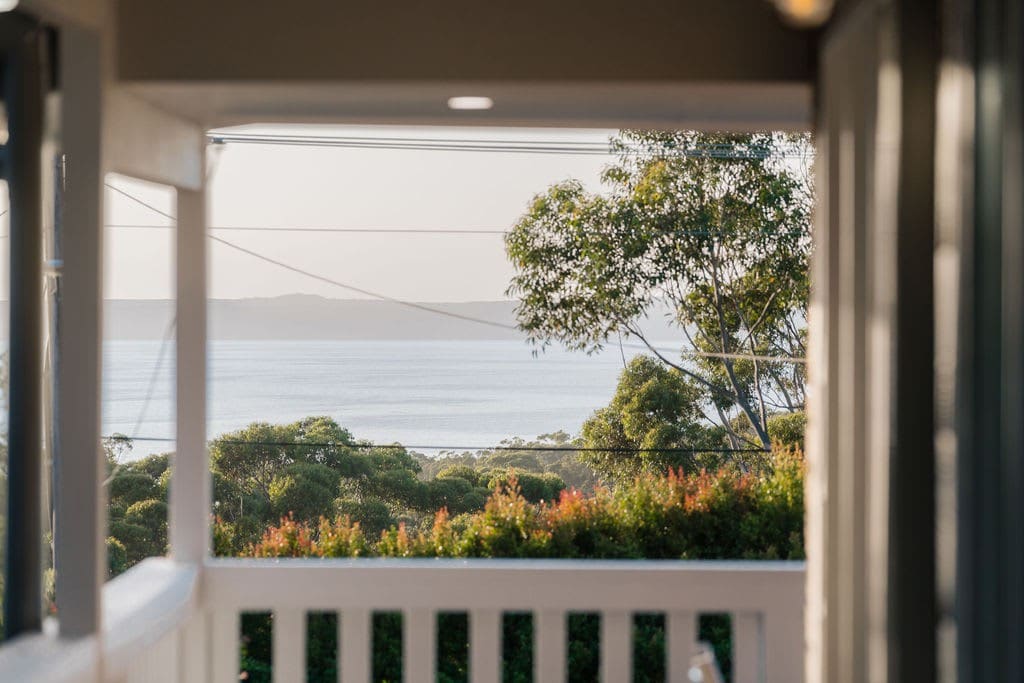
53, 21, 105, 642
171, 161, 209, 563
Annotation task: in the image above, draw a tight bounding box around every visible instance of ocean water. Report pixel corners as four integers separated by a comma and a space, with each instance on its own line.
102, 339, 655, 458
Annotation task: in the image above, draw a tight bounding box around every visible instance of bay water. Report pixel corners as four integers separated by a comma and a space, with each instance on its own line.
102, 339, 657, 458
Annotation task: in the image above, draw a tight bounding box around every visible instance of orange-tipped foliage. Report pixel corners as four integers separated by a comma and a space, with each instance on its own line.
243, 447, 805, 561
249, 514, 368, 558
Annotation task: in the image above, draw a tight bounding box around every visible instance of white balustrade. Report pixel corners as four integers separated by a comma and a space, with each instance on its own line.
203, 558, 805, 683
0, 558, 805, 683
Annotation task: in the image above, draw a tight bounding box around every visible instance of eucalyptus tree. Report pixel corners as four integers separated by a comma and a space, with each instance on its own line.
506, 131, 812, 449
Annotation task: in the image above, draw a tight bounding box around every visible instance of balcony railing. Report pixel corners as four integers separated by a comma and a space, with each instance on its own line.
0, 557, 804, 682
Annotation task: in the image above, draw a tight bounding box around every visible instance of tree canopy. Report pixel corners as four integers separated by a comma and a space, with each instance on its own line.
580, 355, 729, 481
506, 131, 812, 449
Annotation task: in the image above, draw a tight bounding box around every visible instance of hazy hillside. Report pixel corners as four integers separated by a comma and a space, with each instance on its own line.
0, 295, 680, 341
106, 296, 523, 340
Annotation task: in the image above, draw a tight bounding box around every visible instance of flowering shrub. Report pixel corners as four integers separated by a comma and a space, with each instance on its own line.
246, 446, 805, 562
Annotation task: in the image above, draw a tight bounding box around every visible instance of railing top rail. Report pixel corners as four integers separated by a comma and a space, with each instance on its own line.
103, 558, 198, 677
208, 557, 807, 571
0, 631, 98, 683
204, 558, 805, 613
0, 558, 198, 683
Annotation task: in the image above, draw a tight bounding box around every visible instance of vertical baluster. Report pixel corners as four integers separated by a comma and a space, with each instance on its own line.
764, 609, 804, 683
470, 609, 501, 682
601, 610, 632, 682
179, 612, 207, 683
733, 612, 764, 683
163, 631, 181, 683
210, 610, 240, 683
534, 610, 566, 683
404, 609, 435, 683
667, 611, 698, 683
340, 608, 371, 683
274, 609, 306, 683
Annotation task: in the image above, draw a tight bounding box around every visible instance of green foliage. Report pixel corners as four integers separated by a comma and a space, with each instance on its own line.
506, 131, 812, 448
210, 416, 359, 502
109, 473, 158, 507
485, 470, 565, 503
108, 520, 155, 565
106, 452, 171, 572
125, 499, 168, 536
335, 498, 394, 537
269, 463, 340, 524
106, 537, 129, 577
581, 356, 728, 481
768, 410, 806, 450
415, 431, 601, 492
123, 452, 170, 479
435, 464, 484, 487
250, 448, 804, 561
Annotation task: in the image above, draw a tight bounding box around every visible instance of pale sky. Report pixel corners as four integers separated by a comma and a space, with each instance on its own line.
102, 125, 616, 302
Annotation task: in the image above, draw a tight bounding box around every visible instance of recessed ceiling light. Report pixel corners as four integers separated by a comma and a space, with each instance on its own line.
447, 96, 494, 111
0, 0, 19, 11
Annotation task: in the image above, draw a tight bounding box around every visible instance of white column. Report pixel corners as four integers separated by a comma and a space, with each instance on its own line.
171, 159, 209, 563
55, 23, 105, 643
809, 4, 903, 682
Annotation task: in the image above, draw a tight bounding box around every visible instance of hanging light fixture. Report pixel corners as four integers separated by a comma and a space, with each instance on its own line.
772, 0, 834, 26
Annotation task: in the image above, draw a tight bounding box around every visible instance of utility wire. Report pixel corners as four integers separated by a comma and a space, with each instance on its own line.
109, 434, 767, 453
103, 316, 179, 485
103, 183, 806, 364
210, 234, 519, 331
106, 182, 176, 220
129, 316, 177, 440
105, 225, 509, 236
208, 133, 814, 159
102, 223, 806, 239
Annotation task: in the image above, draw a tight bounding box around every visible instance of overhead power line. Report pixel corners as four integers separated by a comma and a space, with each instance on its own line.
102, 223, 807, 239
103, 182, 806, 364
207, 132, 814, 159
106, 434, 768, 454
209, 233, 518, 331
106, 182, 176, 220
107, 224, 509, 235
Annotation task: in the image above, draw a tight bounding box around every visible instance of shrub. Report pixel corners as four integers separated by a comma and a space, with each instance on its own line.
268, 463, 339, 524
335, 498, 394, 537
434, 464, 483, 487
107, 537, 129, 577
767, 411, 806, 451
109, 473, 157, 507
108, 520, 155, 565
246, 448, 805, 562
486, 469, 566, 504
126, 499, 168, 530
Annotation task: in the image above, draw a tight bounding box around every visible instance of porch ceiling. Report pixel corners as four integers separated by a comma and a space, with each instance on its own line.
114, 0, 816, 130
120, 81, 813, 131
